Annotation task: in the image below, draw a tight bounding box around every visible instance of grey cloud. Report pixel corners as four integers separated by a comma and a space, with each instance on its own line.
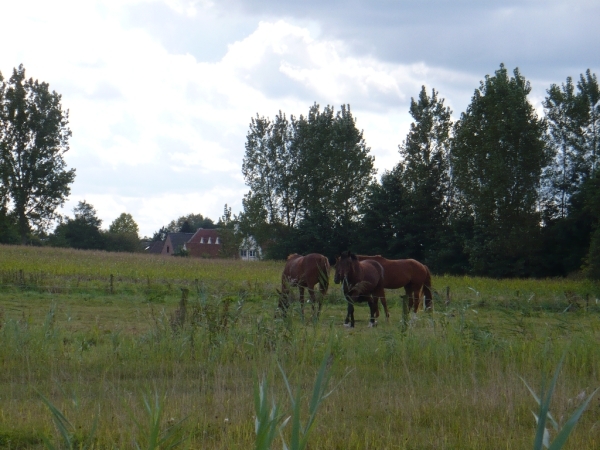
214, 1, 599, 82
122, 2, 256, 62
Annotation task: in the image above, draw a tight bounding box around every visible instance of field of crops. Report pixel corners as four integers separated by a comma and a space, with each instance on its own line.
1, 244, 600, 449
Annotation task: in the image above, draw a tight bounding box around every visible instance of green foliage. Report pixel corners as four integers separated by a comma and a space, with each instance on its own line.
104, 230, 140, 253
0, 64, 76, 244
254, 349, 341, 450
360, 86, 454, 270
521, 355, 599, 449
241, 103, 376, 257
451, 64, 550, 276
165, 213, 216, 233
131, 391, 187, 450
217, 204, 244, 258
38, 391, 98, 450
50, 201, 104, 250
109, 212, 139, 236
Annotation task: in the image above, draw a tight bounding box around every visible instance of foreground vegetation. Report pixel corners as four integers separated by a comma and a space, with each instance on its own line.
1, 245, 600, 449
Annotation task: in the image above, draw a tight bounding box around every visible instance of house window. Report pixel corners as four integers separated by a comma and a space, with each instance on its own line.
208, 237, 212, 244
216, 237, 220, 244
249, 250, 256, 258
200, 237, 204, 244
240, 249, 247, 257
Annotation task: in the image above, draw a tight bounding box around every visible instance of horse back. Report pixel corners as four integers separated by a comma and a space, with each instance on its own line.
359, 259, 385, 291
283, 253, 329, 289
358, 255, 429, 289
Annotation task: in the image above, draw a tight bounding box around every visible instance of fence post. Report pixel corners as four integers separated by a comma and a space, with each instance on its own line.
445, 286, 451, 306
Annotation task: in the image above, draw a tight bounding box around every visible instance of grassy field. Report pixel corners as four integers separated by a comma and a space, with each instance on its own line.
1, 244, 600, 449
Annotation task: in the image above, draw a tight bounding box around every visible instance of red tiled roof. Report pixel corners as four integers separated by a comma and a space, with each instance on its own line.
187, 228, 222, 258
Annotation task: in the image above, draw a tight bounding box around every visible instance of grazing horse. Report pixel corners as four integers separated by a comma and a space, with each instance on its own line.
357, 255, 433, 312
334, 251, 389, 328
277, 253, 330, 318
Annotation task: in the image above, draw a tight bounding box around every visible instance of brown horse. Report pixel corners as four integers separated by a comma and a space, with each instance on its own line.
277, 253, 330, 318
357, 255, 433, 312
334, 251, 389, 328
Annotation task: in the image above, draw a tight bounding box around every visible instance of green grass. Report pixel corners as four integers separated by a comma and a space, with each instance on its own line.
1, 244, 600, 449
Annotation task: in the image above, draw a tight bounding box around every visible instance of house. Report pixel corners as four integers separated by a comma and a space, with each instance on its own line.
144, 240, 165, 254
186, 228, 222, 258
162, 232, 195, 256
239, 235, 262, 261
143, 227, 259, 260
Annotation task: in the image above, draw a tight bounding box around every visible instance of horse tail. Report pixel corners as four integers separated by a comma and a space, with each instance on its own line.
423, 264, 433, 310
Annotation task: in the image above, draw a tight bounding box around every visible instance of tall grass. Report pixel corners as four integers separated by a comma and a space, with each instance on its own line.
1, 245, 599, 448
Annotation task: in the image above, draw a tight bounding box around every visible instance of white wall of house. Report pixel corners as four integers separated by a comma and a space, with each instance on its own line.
239, 236, 262, 261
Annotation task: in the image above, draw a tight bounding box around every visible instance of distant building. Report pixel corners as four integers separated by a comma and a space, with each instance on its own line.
144, 240, 165, 254
239, 235, 262, 261
186, 228, 221, 258
143, 228, 261, 260
162, 232, 194, 256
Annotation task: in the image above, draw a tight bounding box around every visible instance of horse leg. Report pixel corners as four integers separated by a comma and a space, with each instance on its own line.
378, 289, 390, 321
405, 287, 415, 312
367, 296, 378, 327
407, 286, 420, 313
344, 298, 355, 328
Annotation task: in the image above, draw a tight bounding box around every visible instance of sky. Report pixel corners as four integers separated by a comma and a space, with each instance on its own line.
1, 0, 599, 238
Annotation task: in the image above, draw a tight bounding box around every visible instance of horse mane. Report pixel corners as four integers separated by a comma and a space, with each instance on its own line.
286, 253, 300, 261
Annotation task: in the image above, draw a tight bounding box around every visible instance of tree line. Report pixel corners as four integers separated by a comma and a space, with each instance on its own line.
238, 64, 600, 279
0, 64, 224, 253
2, 63, 598, 277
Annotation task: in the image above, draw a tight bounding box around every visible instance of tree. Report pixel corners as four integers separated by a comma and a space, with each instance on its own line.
395, 86, 452, 267
109, 213, 139, 236
539, 70, 599, 276
359, 167, 409, 256
0, 65, 76, 243
165, 213, 215, 233
578, 69, 600, 174
451, 64, 550, 276
543, 77, 587, 219
105, 212, 140, 252
241, 104, 376, 257
217, 203, 243, 258
50, 201, 104, 250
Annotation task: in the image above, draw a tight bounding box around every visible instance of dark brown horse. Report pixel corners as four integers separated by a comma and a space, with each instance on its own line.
357, 255, 433, 312
334, 251, 389, 327
277, 253, 330, 318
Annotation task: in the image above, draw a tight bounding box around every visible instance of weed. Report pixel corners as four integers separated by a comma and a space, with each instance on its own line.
521, 354, 599, 449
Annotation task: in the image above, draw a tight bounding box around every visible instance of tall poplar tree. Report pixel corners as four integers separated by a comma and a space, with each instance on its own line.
396, 86, 452, 266
451, 64, 550, 276
0, 65, 75, 243
543, 77, 587, 219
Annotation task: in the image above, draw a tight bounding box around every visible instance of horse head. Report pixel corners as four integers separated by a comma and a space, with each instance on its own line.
334, 251, 358, 285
